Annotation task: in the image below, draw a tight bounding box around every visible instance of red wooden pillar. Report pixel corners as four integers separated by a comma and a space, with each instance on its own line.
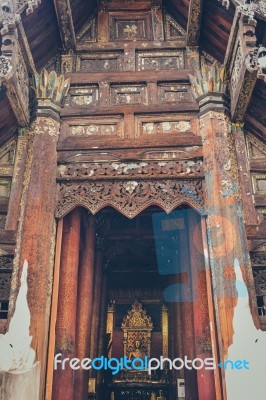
6, 71, 70, 398
52, 208, 81, 400
180, 215, 198, 400
74, 215, 96, 399
188, 210, 216, 400
96, 274, 107, 399
89, 241, 104, 379
168, 303, 176, 399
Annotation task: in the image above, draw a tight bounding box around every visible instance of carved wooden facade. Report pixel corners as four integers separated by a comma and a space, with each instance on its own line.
0, 0, 265, 399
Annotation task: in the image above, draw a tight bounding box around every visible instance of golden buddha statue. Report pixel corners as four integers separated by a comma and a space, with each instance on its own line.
129, 339, 146, 359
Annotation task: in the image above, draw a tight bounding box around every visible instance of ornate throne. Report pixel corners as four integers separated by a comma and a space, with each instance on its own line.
121, 299, 153, 362
107, 300, 168, 400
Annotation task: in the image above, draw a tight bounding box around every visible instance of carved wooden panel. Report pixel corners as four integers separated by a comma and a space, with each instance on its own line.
164, 11, 186, 41
65, 85, 99, 107
0, 256, 13, 301
58, 160, 203, 180
0, 179, 11, 197
76, 14, 97, 43
69, 117, 124, 138
253, 268, 266, 296
135, 115, 193, 138
110, 84, 147, 106
0, 272, 11, 300
136, 50, 184, 71
252, 174, 266, 194
59, 146, 203, 164
76, 52, 123, 72
230, 42, 243, 101
109, 13, 152, 41
158, 83, 193, 104
251, 251, 266, 267
141, 148, 202, 161
56, 179, 205, 218
246, 134, 266, 160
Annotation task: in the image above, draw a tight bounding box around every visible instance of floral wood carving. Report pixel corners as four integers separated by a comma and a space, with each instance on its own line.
253, 268, 266, 296
0, 256, 13, 301
0, 272, 12, 300
250, 252, 266, 266
121, 300, 153, 359
58, 160, 203, 180
56, 179, 205, 218
188, 61, 226, 99
32, 69, 70, 106
0, 256, 13, 270
122, 300, 153, 329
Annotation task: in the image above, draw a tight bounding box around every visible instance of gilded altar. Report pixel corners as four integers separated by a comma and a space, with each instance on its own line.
106, 300, 169, 400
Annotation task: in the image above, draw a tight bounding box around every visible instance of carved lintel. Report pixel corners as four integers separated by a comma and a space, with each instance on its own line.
53, 0, 76, 50
186, 0, 203, 46
56, 179, 205, 219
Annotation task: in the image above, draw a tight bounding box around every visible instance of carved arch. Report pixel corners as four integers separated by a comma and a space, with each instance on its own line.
55, 179, 205, 219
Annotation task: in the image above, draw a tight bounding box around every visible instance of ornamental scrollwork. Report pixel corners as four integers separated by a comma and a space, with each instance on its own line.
2, 0, 42, 16
245, 48, 266, 83
58, 160, 204, 180
0, 56, 12, 79
31, 117, 60, 137
56, 179, 205, 219
253, 269, 266, 296
0, 256, 13, 301
0, 3, 30, 125
250, 252, 266, 266
122, 300, 153, 329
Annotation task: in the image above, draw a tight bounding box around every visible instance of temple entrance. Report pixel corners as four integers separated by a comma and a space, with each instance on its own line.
51, 205, 217, 400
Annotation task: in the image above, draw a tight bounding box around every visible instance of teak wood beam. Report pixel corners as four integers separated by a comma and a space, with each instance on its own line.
57, 133, 202, 151
53, 0, 76, 50
66, 69, 194, 84
186, 0, 204, 46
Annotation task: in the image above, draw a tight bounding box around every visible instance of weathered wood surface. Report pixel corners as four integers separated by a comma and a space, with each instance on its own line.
66, 70, 194, 84
11, 117, 60, 399
5, 137, 28, 230
58, 133, 202, 151
0, 229, 16, 244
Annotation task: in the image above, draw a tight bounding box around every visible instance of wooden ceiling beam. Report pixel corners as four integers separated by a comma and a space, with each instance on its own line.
245, 115, 266, 139
53, 0, 76, 51
186, 0, 204, 46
